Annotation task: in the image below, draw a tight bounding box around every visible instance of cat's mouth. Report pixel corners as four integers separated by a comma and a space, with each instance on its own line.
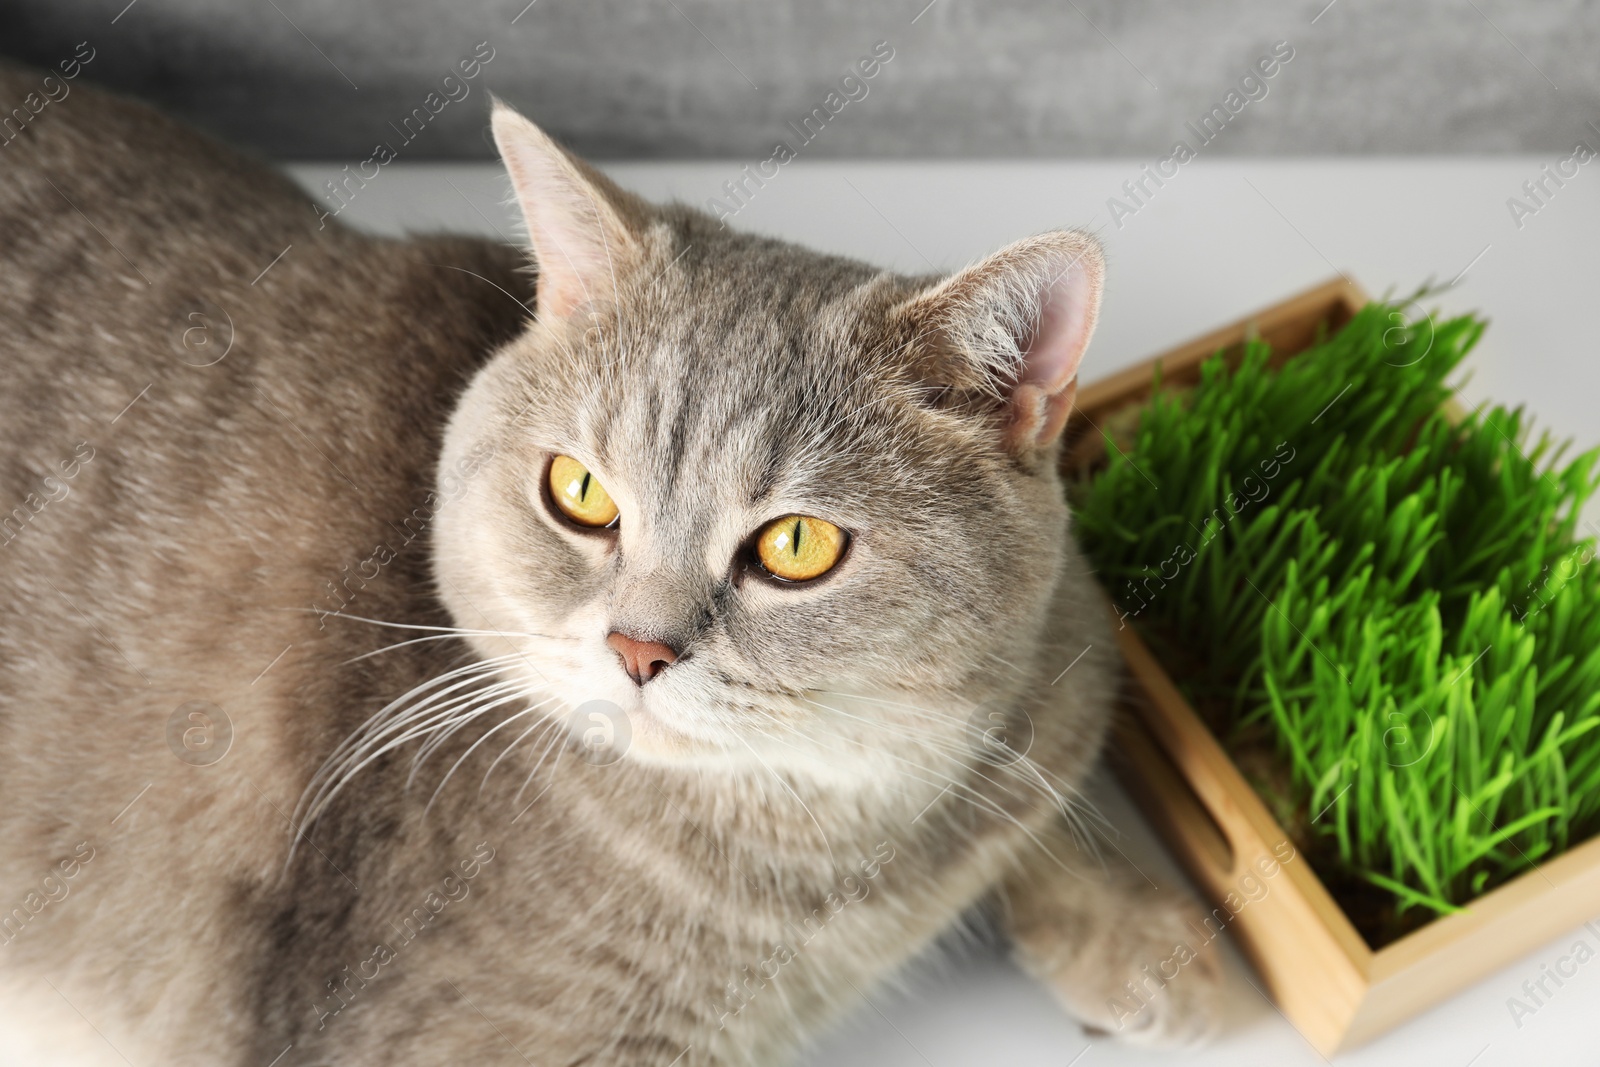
554, 674, 707, 765
576, 680, 792, 768
618, 699, 696, 759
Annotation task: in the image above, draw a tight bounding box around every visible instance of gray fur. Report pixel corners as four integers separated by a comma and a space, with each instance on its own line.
0, 65, 1221, 1066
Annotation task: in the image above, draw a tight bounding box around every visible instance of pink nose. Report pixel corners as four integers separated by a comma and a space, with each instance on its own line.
606, 632, 679, 685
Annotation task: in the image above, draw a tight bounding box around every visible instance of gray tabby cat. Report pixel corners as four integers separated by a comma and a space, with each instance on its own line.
0, 65, 1222, 1066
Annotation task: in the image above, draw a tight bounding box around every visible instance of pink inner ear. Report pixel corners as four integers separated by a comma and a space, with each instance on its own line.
492, 106, 633, 323
504, 152, 614, 320
1020, 268, 1096, 393
1008, 261, 1099, 449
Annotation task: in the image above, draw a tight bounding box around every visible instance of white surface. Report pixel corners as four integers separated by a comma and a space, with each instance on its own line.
289, 158, 1600, 1066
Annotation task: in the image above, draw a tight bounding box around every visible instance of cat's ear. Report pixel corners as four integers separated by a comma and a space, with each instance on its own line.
491, 102, 644, 320
895, 231, 1104, 453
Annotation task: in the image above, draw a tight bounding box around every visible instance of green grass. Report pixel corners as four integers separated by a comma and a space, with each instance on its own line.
1070, 299, 1600, 943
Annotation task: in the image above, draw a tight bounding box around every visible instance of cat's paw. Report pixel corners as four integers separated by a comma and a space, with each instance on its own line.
1012, 885, 1225, 1048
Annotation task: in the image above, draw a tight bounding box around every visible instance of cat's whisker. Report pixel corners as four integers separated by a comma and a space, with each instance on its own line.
422, 694, 555, 819
341, 629, 574, 665
801, 696, 1039, 806
835, 692, 1105, 839
429, 262, 536, 320
403, 681, 531, 787
294, 654, 524, 834
511, 718, 574, 810
480, 715, 565, 798
292, 608, 531, 637
327, 678, 508, 769
814, 686, 1106, 818
408, 687, 547, 774
980, 650, 1030, 675
799, 695, 1102, 871
408, 680, 528, 766
789, 708, 1078, 870
742, 695, 1060, 860
341, 632, 487, 665
297, 673, 533, 853
306, 657, 518, 799
742, 708, 987, 830
729, 716, 792, 816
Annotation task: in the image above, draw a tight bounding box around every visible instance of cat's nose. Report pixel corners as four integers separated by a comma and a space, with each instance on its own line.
606, 631, 679, 685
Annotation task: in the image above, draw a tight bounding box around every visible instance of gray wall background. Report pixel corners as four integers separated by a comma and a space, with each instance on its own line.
1, 0, 1595, 159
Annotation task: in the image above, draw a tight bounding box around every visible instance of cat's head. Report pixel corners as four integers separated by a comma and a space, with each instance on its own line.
433, 104, 1103, 787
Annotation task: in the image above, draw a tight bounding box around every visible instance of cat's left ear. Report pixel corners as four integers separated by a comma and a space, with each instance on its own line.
894, 231, 1104, 454
491, 101, 646, 321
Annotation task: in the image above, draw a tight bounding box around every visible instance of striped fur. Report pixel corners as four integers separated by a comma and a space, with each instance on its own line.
0, 68, 1220, 1066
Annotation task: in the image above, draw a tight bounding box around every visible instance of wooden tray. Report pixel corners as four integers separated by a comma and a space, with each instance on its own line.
1066, 277, 1600, 1054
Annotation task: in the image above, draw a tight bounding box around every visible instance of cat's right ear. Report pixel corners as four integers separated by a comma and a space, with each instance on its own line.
893, 231, 1104, 456
491, 102, 644, 321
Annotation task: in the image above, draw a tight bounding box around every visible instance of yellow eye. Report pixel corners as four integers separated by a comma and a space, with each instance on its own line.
754, 515, 847, 582
548, 455, 619, 528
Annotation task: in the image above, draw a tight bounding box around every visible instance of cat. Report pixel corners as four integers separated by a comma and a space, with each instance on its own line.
0, 64, 1222, 1066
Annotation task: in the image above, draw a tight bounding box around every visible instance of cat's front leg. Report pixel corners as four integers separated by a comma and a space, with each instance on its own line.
999, 824, 1225, 1047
